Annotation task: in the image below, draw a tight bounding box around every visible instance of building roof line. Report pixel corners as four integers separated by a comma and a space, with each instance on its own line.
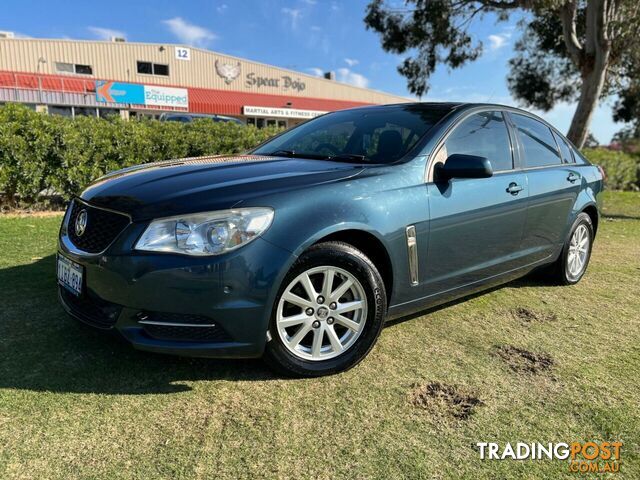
0, 37, 411, 102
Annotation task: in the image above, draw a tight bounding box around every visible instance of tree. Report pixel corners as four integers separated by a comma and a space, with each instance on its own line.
611, 48, 640, 150
584, 132, 599, 147
364, 0, 640, 148
612, 127, 640, 152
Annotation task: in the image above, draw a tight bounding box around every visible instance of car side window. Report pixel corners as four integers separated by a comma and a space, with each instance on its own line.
443, 111, 513, 172
552, 131, 575, 164
511, 114, 562, 168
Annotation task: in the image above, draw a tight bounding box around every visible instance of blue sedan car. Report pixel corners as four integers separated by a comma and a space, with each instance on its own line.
57, 103, 603, 376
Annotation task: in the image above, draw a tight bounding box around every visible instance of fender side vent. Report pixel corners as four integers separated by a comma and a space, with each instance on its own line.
406, 225, 419, 286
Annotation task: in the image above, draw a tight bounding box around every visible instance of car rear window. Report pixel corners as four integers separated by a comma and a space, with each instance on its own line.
552, 131, 575, 164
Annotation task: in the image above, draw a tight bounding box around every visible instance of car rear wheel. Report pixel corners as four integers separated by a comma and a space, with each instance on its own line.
549, 212, 594, 285
264, 241, 386, 377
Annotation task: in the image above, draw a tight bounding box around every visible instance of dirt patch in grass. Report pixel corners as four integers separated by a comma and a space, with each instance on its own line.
494, 345, 554, 375
410, 382, 484, 420
512, 307, 557, 323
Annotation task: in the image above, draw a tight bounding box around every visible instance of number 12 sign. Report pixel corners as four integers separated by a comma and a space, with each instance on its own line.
175, 47, 191, 61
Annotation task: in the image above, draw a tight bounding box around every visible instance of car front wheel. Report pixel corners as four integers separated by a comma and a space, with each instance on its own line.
264, 241, 386, 377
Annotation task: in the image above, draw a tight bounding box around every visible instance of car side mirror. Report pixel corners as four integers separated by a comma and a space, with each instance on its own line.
436, 154, 493, 181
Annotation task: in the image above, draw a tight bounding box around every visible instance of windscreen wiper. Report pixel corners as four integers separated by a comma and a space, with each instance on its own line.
262, 149, 296, 157
326, 154, 368, 163
261, 150, 326, 159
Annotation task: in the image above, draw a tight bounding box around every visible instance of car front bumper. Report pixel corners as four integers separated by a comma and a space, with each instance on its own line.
57, 220, 295, 358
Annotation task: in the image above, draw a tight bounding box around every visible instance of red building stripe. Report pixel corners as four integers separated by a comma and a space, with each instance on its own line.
188, 87, 371, 115
0, 70, 373, 114
0, 71, 95, 93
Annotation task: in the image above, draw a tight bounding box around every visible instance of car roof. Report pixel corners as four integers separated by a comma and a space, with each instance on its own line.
343, 102, 565, 137
343, 102, 462, 112
344, 101, 529, 113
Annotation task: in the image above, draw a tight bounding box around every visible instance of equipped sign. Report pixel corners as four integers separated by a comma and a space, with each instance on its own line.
96, 81, 188, 109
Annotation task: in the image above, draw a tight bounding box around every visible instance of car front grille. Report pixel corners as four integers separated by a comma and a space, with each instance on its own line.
137, 311, 233, 343
143, 324, 233, 343
59, 286, 122, 329
67, 200, 130, 254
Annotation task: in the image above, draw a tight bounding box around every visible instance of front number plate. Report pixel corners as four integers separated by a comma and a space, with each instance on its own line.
57, 254, 83, 296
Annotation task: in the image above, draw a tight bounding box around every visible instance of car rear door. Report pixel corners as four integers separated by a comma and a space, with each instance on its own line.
423, 110, 529, 296
507, 113, 582, 264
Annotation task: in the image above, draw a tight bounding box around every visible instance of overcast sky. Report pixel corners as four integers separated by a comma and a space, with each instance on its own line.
3, 0, 627, 143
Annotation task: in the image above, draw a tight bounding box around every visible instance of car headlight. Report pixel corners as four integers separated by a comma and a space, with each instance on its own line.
135, 208, 274, 256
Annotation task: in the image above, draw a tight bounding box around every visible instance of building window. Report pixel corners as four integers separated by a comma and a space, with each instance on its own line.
74, 107, 98, 117
55, 62, 74, 73
98, 108, 120, 119
137, 61, 170, 76
153, 63, 169, 76
246, 117, 288, 129
55, 62, 93, 75
75, 64, 93, 75
130, 110, 163, 120
137, 61, 153, 74
49, 105, 73, 117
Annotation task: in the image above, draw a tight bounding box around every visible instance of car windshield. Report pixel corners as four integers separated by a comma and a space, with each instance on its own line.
252, 104, 453, 164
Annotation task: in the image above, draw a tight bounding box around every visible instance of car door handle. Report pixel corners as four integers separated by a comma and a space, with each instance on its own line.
567, 173, 580, 183
506, 183, 523, 195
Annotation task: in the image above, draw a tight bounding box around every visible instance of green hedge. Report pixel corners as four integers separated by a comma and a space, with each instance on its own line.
583, 148, 640, 191
3, 103, 639, 208
0, 103, 280, 206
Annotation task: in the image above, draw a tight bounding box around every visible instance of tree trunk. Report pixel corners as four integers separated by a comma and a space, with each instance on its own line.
566, 0, 612, 149
567, 56, 608, 148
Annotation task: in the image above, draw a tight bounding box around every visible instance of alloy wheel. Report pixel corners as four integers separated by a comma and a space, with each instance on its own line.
276, 266, 368, 361
567, 224, 590, 278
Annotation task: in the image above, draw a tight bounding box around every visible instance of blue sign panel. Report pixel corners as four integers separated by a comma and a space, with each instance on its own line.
96, 81, 145, 105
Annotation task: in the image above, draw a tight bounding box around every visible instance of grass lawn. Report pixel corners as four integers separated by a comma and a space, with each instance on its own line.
1, 192, 639, 479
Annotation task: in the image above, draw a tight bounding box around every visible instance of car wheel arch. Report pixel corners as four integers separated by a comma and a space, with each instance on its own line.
262, 223, 393, 337
581, 204, 599, 235
564, 187, 599, 242
311, 229, 394, 305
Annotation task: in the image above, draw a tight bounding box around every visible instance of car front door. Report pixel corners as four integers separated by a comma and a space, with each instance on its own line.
423, 110, 529, 297
508, 113, 582, 264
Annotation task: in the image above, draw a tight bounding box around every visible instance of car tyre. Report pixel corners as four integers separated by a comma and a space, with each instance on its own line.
548, 212, 594, 285
264, 241, 387, 377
